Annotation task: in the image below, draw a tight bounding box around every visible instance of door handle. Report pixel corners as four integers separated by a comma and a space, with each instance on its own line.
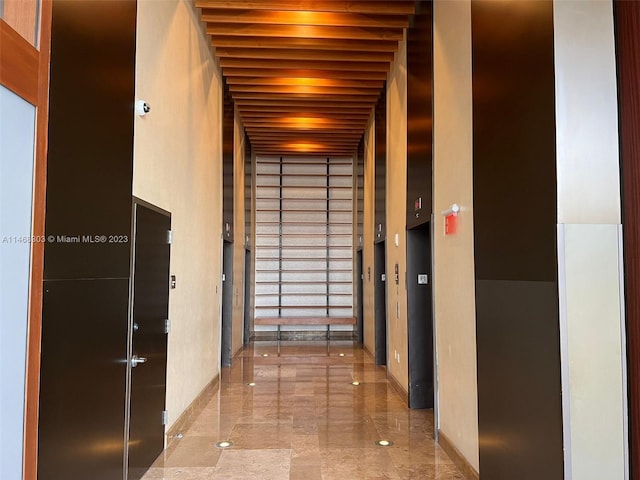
131, 355, 148, 367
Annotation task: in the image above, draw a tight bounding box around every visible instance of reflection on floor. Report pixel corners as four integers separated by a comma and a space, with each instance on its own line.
142, 340, 465, 479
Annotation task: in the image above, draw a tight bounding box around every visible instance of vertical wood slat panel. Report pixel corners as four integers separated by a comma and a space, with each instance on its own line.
615, 3, 640, 478
254, 156, 353, 325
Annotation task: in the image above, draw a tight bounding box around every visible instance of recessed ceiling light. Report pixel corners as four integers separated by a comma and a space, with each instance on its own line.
215, 441, 234, 448
375, 440, 394, 447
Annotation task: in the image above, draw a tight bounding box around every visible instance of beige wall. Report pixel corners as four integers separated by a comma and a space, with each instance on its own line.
363, 114, 376, 356
231, 108, 246, 357
133, 0, 223, 429
553, 1, 627, 478
432, 0, 479, 472
386, 34, 409, 390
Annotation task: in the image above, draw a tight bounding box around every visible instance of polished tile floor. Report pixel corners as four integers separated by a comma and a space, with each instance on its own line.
142, 340, 465, 480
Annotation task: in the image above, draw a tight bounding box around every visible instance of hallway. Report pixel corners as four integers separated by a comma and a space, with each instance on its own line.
142, 341, 464, 480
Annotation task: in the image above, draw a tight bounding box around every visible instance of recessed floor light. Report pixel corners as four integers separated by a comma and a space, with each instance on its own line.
262, 353, 269, 357
351, 381, 360, 386
247, 382, 256, 387
215, 441, 234, 448
375, 440, 394, 447
338, 353, 345, 357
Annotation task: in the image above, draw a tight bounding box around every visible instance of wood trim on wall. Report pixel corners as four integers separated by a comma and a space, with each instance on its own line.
437, 430, 479, 480
615, 2, 640, 477
0, 1, 52, 479
2, 0, 39, 46
0, 19, 39, 104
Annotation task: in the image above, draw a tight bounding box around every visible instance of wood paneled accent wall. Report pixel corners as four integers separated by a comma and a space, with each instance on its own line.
223, 89, 234, 242
0, 2, 51, 478
615, 2, 640, 477
406, 0, 433, 229
374, 90, 386, 243
471, 1, 563, 478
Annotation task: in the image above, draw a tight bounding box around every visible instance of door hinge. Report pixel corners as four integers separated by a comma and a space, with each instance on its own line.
165, 319, 171, 334
166, 230, 173, 244
162, 410, 168, 426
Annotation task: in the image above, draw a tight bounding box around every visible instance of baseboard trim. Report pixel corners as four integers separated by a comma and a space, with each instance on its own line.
363, 343, 375, 361
387, 372, 409, 405
437, 430, 479, 480
165, 374, 219, 448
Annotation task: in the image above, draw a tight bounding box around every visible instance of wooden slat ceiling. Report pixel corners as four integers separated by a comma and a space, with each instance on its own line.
196, 0, 414, 156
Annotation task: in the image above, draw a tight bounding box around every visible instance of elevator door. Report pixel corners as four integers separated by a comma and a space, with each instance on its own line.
221, 240, 234, 366
406, 222, 433, 409
374, 241, 387, 365
128, 202, 171, 480
244, 248, 251, 345
357, 250, 364, 343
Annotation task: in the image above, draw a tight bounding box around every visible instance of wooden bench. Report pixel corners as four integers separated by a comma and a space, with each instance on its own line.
254, 316, 357, 340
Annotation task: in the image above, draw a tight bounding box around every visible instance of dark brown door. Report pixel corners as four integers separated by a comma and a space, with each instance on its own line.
127, 201, 171, 480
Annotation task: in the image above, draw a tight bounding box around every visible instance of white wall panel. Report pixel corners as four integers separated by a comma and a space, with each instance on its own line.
0, 85, 36, 480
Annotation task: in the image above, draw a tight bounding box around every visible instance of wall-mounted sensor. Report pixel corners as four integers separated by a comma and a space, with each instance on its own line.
136, 100, 151, 116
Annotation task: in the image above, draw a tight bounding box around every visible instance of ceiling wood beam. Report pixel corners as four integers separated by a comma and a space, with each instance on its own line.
255, 152, 356, 157
231, 92, 379, 102
226, 76, 383, 88
237, 104, 372, 112
255, 140, 357, 149
214, 47, 394, 62
201, 10, 410, 28
247, 131, 363, 138
238, 110, 371, 119
211, 35, 399, 52
207, 24, 404, 41
244, 123, 368, 130
229, 84, 379, 95
248, 133, 362, 139
234, 98, 377, 108
220, 58, 390, 71
255, 145, 356, 151
243, 116, 368, 124
222, 68, 387, 80
195, 1, 416, 15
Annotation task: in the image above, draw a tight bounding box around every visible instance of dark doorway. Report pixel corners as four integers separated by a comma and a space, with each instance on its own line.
221, 240, 234, 367
357, 250, 364, 343
374, 241, 387, 366
127, 200, 171, 480
406, 222, 433, 409
244, 248, 252, 345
